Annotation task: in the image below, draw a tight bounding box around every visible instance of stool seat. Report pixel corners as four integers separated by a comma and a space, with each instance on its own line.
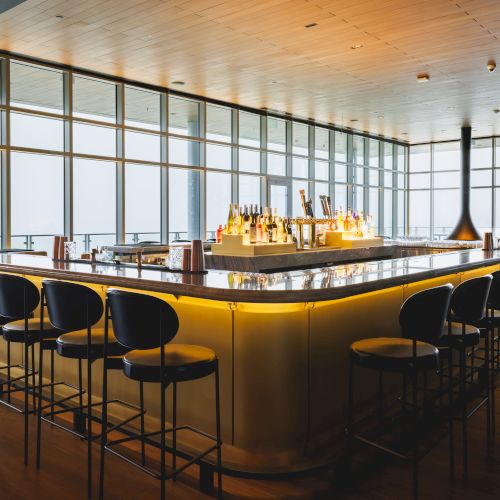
472, 309, 500, 329
2, 318, 61, 343
437, 322, 481, 348
123, 344, 217, 383
350, 337, 439, 372
56, 328, 129, 359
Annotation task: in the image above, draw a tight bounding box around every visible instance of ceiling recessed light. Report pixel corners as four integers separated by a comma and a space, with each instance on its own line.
304, 22, 318, 28
349, 119, 358, 122
55, 14, 64, 19
351, 44, 364, 50
416, 73, 430, 82
401, 133, 408, 135
493, 109, 500, 114
171, 81, 185, 86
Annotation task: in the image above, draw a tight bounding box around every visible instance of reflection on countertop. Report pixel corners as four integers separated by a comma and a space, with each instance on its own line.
0, 249, 498, 303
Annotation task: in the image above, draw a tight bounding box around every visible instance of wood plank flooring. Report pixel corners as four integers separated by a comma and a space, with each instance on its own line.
0, 391, 499, 499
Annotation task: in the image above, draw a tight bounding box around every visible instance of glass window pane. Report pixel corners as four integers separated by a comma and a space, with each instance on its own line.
168, 138, 200, 166
11, 112, 64, 151
168, 96, 200, 137
73, 159, 116, 252
369, 168, 379, 186
335, 163, 347, 183
168, 168, 200, 241
293, 157, 308, 178
369, 188, 379, 230
354, 185, 364, 212
434, 141, 460, 171
11, 152, 64, 256
73, 75, 116, 123
10, 62, 63, 114
410, 144, 431, 172
206, 171, 231, 237
383, 189, 392, 236
397, 191, 405, 236
434, 171, 460, 188
267, 117, 286, 152
433, 189, 459, 239
368, 139, 379, 167
239, 148, 260, 173
384, 170, 393, 188
335, 132, 347, 163
73, 123, 116, 157
125, 130, 160, 162
315, 182, 329, 215
315, 128, 329, 159
335, 184, 347, 211
397, 145, 406, 173
125, 164, 160, 243
267, 153, 286, 176
472, 138, 492, 168
292, 180, 308, 217
409, 190, 430, 237
353, 136, 365, 165
494, 188, 500, 237
410, 173, 430, 189
239, 175, 261, 208
239, 112, 260, 148
354, 166, 364, 185
125, 86, 161, 131
384, 142, 393, 169
292, 123, 309, 156
207, 143, 232, 170
471, 169, 492, 187
207, 105, 231, 142
471, 188, 492, 234
315, 160, 328, 181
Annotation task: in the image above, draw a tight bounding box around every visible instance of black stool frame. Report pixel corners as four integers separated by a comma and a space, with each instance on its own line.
98, 291, 223, 500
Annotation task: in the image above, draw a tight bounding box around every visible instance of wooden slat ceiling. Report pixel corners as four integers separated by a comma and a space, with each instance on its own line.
1, 0, 500, 143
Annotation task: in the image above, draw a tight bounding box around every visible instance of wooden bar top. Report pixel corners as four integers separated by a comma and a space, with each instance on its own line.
0, 250, 498, 303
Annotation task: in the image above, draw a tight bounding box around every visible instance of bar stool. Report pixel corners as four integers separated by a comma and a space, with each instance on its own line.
0, 273, 61, 465
99, 288, 223, 500
347, 284, 453, 500
36, 280, 142, 498
436, 275, 492, 479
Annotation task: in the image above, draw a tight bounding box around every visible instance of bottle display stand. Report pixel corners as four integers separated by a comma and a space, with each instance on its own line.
211, 233, 297, 256
325, 230, 383, 249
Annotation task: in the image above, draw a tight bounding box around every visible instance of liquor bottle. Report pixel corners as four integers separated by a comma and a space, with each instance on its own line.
256, 215, 263, 243
338, 208, 345, 232
237, 206, 243, 235
243, 205, 251, 233
249, 208, 257, 244
216, 224, 224, 243
271, 209, 278, 243
277, 214, 283, 243
262, 214, 269, 243
346, 208, 351, 231
281, 218, 287, 243
227, 203, 234, 235
286, 218, 293, 243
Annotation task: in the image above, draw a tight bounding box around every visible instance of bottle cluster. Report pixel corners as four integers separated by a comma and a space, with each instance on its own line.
330, 208, 375, 238
217, 204, 294, 244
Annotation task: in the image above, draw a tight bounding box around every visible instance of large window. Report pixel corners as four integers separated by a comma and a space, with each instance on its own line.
0, 55, 406, 256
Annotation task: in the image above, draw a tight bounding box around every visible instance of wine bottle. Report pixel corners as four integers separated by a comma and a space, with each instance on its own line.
243, 205, 250, 233
227, 203, 234, 235
249, 206, 257, 244
256, 215, 263, 243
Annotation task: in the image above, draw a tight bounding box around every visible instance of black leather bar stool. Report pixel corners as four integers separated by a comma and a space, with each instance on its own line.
99, 289, 223, 500
436, 275, 492, 479
0, 273, 61, 465
36, 280, 141, 498
347, 284, 453, 500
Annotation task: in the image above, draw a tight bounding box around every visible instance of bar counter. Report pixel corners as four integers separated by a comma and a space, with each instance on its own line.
0, 249, 498, 475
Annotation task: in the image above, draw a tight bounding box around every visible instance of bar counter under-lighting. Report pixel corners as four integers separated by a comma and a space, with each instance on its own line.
0, 249, 498, 475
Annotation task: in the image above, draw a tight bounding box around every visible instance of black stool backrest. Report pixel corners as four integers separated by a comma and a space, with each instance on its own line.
106, 289, 179, 350
487, 270, 500, 310
400, 284, 453, 343
0, 273, 39, 318
449, 275, 492, 324
42, 280, 103, 331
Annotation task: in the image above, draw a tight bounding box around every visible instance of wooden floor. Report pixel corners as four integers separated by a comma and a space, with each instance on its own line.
1, 393, 500, 500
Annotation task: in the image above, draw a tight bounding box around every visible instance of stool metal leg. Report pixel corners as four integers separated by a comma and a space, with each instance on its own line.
172, 381, 177, 479
448, 344, 455, 481
346, 356, 354, 478
140, 381, 146, 466
460, 344, 468, 478
7, 340, 11, 404
160, 379, 166, 500
215, 361, 223, 500
50, 349, 55, 421
412, 369, 418, 500
36, 337, 44, 469
31, 343, 36, 410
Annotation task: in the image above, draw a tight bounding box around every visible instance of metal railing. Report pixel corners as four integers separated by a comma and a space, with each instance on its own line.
11, 231, 218, 253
